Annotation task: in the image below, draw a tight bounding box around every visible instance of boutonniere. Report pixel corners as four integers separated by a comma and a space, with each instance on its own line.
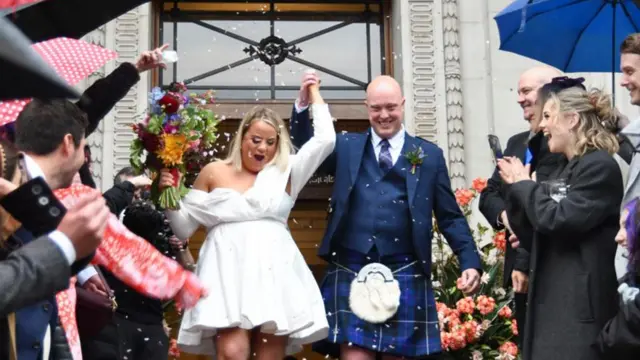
405, 146, 425, 174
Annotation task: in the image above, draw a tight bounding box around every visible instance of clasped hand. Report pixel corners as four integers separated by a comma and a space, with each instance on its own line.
497, 157, 531, 184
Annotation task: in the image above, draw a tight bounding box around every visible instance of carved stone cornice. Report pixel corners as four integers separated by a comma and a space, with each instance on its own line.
441, 0, 465, 189
112, 10, 141, 179
82, 25, 107, 189
408, 0, 466, 189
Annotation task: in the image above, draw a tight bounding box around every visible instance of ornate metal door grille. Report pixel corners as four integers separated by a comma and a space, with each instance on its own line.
159, 0, 387, 99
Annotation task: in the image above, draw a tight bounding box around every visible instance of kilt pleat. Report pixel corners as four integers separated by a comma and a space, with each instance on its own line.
313, 249, 442, 358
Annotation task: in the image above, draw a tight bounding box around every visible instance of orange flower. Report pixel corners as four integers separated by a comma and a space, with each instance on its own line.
456, 297, 475, 315
448, 329, 467, 350
443, 308, 461, 330
499, 341, 518, 357
462, 320, 479, 343
436, 301, 450, 316
156, 133, 189, 166
493, 230, 507, 252
455, 188, 475, 207
476, 295, 496, 315
511, 319, 519, 336
440, 331, 452, 350
498, 305, 512, 318
472, 177, 488, 192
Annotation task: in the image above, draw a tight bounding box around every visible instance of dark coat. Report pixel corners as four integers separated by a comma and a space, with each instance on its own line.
0, 62, 139, 360
479, 131, 532, 285
594, 272, 640, 359
507, 150, 621, 360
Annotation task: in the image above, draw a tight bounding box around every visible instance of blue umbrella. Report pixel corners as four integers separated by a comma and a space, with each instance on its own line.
495, 0, 640, 73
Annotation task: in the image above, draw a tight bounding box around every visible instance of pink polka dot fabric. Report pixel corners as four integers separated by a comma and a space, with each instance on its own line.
0, 37, 118, 126
0, 0, 40, 9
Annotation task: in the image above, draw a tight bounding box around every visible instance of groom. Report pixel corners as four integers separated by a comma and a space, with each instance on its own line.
290, 74, 481, 359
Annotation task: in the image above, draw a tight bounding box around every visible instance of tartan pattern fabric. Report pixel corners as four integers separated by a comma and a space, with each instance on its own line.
313, 249, 442, 358
378, 139, 393, 171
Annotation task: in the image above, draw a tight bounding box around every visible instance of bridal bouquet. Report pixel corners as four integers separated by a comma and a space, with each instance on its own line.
433, 178, 520, 360
130, 82, 219, 209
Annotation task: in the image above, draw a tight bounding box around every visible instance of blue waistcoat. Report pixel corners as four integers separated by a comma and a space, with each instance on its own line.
340, 141, 413, 256
12, 226, 58, 360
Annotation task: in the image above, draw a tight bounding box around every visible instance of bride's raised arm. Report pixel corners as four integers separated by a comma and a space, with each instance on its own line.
289, 84, 336, 199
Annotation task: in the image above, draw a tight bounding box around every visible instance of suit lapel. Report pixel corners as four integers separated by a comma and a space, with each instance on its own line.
512, 133, 528, 162
625, 155, 640, 195
349, 131, 369, 186
403, 134, 419, 208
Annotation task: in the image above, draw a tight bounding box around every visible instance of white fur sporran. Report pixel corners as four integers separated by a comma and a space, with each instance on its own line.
348, 263, 401, 323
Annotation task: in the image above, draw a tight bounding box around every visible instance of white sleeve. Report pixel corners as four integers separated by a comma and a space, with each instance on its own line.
48, 230, 76, 265
165, 207, 201, 241
289, 103, 336, 198
77, 266, 98, 285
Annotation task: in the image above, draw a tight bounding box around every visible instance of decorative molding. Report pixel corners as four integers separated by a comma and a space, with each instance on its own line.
406, 0, 465, 190
81, 26, 108, 189
111, 10, 142, 185
409, 1, 438, 144
441, 0, 466, 189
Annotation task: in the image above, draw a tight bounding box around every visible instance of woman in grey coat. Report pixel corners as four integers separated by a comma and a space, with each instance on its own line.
498, 80, 621, 360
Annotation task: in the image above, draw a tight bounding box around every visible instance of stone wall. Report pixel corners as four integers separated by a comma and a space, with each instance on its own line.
81, 4, 151, 191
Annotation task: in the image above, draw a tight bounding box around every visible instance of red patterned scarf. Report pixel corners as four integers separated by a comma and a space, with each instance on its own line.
54, 184, 205, 359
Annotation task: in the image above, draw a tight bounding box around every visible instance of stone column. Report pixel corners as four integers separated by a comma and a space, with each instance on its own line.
396, 0, 466, 189
83, 4, 151, 191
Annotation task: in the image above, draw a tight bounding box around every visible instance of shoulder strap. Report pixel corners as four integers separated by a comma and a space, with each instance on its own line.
8, 312, 17, 360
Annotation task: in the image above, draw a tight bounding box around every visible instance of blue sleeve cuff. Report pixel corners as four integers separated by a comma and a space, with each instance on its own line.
49, 230, 76, 265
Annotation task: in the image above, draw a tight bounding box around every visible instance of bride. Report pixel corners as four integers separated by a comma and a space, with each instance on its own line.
159, 74, 332, 359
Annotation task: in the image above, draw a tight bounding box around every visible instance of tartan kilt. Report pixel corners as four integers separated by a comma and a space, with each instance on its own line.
313, 249, 442, 358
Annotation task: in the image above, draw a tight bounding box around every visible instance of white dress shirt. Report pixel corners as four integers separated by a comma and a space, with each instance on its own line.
22, 154, 76, 265
295, 99, 406, 166
369, 124, 405, 166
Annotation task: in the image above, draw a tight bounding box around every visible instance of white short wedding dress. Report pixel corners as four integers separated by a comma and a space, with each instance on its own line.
166, 104, 333, 356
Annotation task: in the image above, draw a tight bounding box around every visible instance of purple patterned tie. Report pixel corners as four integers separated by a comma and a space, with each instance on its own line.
379, 139, 393, 171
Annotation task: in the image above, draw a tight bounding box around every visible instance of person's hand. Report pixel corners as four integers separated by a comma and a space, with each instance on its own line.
128, 175, 152, 188
297, 71, 319, 108
457, 269, 481, 295
497, 157, 531, 184
500, 211, 513, 234
509, 233, 520, 248
169, 235, 186, 251
0, 178, 17, 199
57, 192, 110, 259
158, 168, 182, 191
83, 274, 110, 297
135, 44, 169, 73
512, 270, 529, 293
163, 319, 171, 337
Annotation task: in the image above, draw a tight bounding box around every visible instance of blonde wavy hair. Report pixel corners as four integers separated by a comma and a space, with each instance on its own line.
223, 106, 294, 172
545, 87, 619, 156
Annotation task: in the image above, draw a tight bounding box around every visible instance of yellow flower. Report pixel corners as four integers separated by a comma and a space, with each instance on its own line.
156, 133, 188, 166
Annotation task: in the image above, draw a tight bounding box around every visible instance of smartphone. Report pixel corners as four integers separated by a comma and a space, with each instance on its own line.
487, 135, 503, 161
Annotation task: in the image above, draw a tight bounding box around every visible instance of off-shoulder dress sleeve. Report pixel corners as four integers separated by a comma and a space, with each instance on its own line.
289, 103, 336, 199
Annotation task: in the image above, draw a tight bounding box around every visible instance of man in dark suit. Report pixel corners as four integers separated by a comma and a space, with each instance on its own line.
290, 74, 482, 360
479, 65, 562, 344
0, 178, 108, 316
2, 98, 112, 360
